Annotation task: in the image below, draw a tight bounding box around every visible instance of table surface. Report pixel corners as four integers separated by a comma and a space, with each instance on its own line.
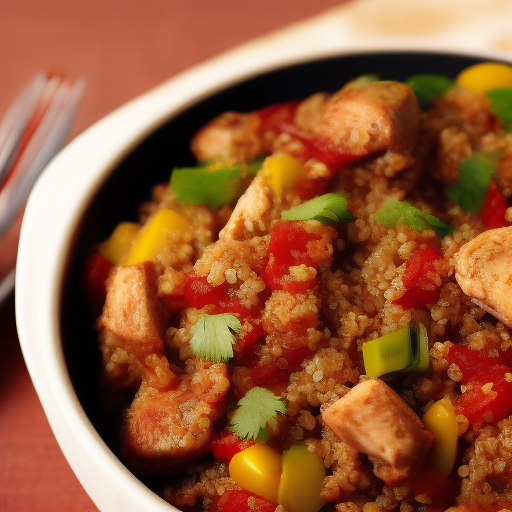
0, 1, 346, 511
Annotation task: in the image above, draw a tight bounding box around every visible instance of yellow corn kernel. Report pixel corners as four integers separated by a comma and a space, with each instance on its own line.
262, 155, 304, 197
120, 209, 190, 266
277, 442, 326, 512
456, 62, 512, 93
422, 397, 458, 476
229, 443, 282, 503
99, 222, 140, 265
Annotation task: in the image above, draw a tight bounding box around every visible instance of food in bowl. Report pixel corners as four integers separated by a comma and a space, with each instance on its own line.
82, 60, 512, 511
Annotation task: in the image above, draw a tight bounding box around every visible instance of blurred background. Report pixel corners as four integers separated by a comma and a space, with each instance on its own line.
0, 1, 511, 511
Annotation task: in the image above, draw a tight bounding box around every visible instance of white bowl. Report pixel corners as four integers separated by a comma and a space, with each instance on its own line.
15, 48, 509, 511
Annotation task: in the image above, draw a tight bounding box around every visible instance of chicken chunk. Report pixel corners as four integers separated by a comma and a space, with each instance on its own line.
191, 111, 263, 163
121, 361, 229, 471
100, 261, 169, 365
219, 173, 276, 240
321, 379, 433, 485
313, 80, 420, 160
453, 226, 512, 328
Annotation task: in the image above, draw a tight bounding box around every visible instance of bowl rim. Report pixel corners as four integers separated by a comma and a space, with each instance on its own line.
15, 46, 512, 511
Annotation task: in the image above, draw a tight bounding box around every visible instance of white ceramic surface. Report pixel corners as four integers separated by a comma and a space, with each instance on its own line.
15, 3, 512, 511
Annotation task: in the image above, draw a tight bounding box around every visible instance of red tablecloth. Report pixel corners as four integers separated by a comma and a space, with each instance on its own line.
0, 1, 345, 510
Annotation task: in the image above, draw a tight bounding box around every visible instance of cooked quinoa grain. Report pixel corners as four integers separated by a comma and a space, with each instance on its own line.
85, 64, 512, 512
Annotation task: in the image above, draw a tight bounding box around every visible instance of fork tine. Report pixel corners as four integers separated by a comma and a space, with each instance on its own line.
0, 72, 49, 186
0, 76, 86, 237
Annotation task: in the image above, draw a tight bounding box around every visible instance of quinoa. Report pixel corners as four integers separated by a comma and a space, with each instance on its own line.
87, 68, 512, 512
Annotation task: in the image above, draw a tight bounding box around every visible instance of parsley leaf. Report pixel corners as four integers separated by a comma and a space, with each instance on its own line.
486, 87, 512, 131
171, 165, 242, 208
444, 152, 497, 213
229, 387, 287, 441
190, 313, 242, 363
375, 201, 453, 237
281, 193, 354, 224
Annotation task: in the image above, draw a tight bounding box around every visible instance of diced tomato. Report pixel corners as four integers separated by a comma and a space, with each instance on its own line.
210, 430, 256, 461
256, 101, 359, 170
411, 470, 460, 510
478, 181, 510, 229
393, 246, 445, 310
82, 253, 112, 305
251, 345, 314, 387
447, 344, 512, 426
182, 274, 255, 319
447, 344, 512, 383
262, 221, 321, 293
455, 365, 512, 426
257, 101, 299, 133
235, 320, 265, 353
208, 489, 276, 512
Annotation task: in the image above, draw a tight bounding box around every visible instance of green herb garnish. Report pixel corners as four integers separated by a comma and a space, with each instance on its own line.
444, 152, 498, 213
486, 87, 512, 131
375, 201, 453, 237
171, 164, 242, 208
281, 193, 354, 224
190, 313, 242, 363
229, 387, 287, 441
405, 74, 454, 109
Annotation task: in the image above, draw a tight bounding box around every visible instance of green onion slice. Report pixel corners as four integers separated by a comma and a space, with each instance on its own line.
375, 201, 453, 237
444, 152, 498, 214
281, 193, 354, 224
362, 322, 429, 378
405, 74, 454, 109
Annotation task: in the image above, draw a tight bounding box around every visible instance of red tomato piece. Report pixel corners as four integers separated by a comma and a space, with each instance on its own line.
478, 181, 510, 229
251, 345, 314, 387
455, 365, 512, 426
235, 320, 265, 353
209, 489, 276, 512
411, 470, 460, 510
262, 221, 320, 293
393, 246, 444, 310
82, 253, 112, 305
257, 101, 299, 134
210, 430, 256, 461
182, 274, 255, 319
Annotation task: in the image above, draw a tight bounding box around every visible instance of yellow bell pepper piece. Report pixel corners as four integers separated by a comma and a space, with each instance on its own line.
456, 62, 512, 93
120, 209, 190, 266
422, 397, 458, 476
277, 442, 326, 512
99, 222, 140, 265
229, 443, 282, 503
262, 155, 304, 197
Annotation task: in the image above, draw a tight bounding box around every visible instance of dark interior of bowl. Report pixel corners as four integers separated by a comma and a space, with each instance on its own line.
60, 50, 488, 495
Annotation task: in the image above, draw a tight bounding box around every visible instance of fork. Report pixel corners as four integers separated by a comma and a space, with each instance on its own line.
0, 72, 85, 305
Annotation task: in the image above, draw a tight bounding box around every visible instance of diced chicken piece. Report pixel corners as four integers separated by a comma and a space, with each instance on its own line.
190, 111, 263, 163
121, 361, 229, 471
219, 173, 275, 240
453, 226, 512, 328
313, 81, 420, 159
321, 379, 433, 485
100, 261, 169, 364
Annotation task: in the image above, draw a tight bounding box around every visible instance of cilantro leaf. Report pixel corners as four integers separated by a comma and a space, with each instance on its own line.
190, 313, 242, 363
171, 165, 241, 208
444, 152, 497, 213
229, 387, 287, 441
281, 193, 354, 224
405, 74, 454, 109
375, 201, 453, 237
486, 87, 512, 131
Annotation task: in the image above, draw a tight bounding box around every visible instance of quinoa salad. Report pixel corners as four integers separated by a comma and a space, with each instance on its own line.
83, 61, 512, 512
